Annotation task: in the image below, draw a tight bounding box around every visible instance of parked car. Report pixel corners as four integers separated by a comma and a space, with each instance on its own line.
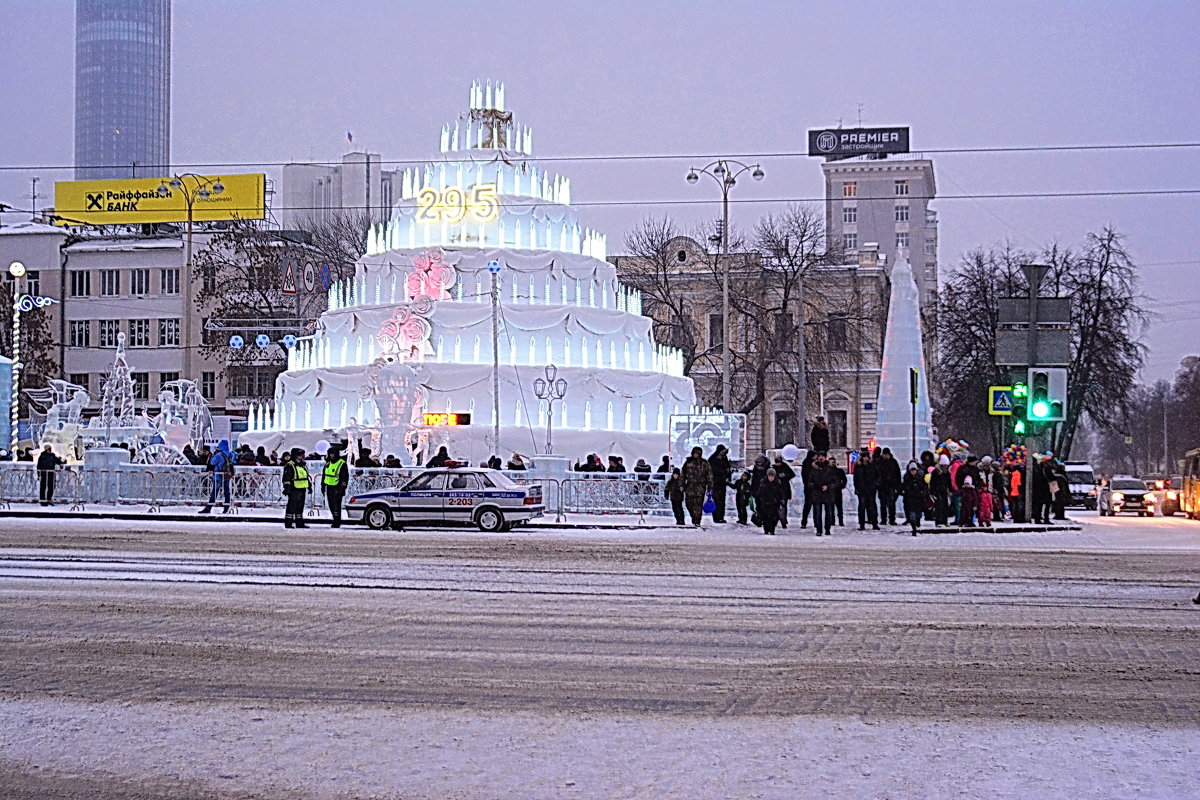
1097, 475, 1157, 516
345, 466, 544, 532
1063, 461, 1097, 509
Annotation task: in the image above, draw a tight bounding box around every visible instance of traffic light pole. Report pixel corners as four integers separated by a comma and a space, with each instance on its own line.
1022, 264, 1048, 526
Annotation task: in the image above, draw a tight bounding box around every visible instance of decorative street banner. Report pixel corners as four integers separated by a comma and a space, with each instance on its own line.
53, 173, 266, 226
807, 127, 910, 159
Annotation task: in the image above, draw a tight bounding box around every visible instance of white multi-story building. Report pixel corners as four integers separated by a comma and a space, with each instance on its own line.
822, 155, 938, 308
279, 152, 399, 229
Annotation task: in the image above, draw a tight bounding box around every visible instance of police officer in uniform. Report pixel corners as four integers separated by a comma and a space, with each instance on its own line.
283, 446, 310, 528
322, 446, 350, 528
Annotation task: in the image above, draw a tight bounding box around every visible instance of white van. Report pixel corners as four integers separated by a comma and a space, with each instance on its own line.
1063, 462, 1097, 509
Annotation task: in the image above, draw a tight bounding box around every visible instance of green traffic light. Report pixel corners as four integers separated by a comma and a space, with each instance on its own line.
1031, 400, 1050, 418
1014, 419, 1026, 435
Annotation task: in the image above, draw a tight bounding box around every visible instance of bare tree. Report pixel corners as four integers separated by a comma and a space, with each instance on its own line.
192, 227, 326, 395
294, 210, 371, 281
732, 204, 849, 420
1041, 228, 1149, 456
617, 216, 711, 374
934, 229, 1149, 460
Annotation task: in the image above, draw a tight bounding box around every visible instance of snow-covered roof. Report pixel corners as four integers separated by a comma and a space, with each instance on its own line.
0, 222, 67, 236
66, 238, 183, 253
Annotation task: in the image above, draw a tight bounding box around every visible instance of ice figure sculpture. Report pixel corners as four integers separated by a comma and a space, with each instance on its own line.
873, 255, 935, 463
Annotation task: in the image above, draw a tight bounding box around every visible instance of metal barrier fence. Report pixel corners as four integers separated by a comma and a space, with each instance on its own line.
0, 463, 677, 519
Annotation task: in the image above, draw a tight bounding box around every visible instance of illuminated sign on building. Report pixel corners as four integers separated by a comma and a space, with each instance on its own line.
423, 412, 473, 426
53, 174, 267, 226
415, 184, 499, 224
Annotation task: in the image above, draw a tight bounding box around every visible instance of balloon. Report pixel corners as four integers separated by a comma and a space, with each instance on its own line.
781, 443, 801, 461
315, 439, 330, 456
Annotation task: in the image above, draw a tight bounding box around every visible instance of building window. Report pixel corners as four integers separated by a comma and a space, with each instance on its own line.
925, 240, 937, 256
229, 366, 281, 398
69, 373, 89, 393
130, 268, 151, 296
829, 409, 849, 449
676, 250, 687, 263
129, 319, 151, 347
843, 233, 857, 251
774, 410, 797, 449
201, 371, 216, 400
842, 181, 857, 198
708, 313, 724, 349
131, 372, 149, 401
159, 372, 179, 390
842, 205, 857, 225
160, 268, 180, 295
69, 320, 91, 347
25, 270, 40, 297
895, 180, 909, 196
100, 269, 120, 297
896, 232, 910, 249
70, 271, 91, 297
158, 318, 180, 347
98, 320, 119, 348
827, 316, 848, 352
895, 204, 910, 223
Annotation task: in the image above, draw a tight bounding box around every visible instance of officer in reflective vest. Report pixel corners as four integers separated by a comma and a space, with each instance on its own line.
322, 446, 350, 528
283, 446, 310, 528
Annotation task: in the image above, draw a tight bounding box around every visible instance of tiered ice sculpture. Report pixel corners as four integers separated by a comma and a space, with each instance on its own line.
241, 82, 696, 464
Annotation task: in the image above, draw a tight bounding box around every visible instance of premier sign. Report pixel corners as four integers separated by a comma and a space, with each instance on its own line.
807, 127, 911, 159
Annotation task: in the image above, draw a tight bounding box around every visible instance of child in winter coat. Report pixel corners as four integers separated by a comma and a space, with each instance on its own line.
960, 475, 979, 527
731, 471, 753, 525
664, 468, 685, 526
978, 477, 994, 526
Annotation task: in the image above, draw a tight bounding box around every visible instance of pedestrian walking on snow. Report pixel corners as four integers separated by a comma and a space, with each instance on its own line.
681, 446, 712, 527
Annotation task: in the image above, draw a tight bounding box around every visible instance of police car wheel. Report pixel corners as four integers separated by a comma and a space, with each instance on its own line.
365, 504, 394, 530
477, 508, 505, 532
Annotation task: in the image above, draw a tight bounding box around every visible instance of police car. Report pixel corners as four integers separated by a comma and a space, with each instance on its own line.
345, 466, 544, 532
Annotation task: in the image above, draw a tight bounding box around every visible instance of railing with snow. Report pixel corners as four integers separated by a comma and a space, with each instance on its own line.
0, 463, 675, 519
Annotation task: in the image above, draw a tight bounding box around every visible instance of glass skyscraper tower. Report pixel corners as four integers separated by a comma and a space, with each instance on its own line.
74, 0, 171, 180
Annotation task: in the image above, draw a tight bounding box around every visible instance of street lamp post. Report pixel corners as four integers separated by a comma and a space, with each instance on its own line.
487, 259, 503, 453
8, 261, 59, 459
157, 174, 224, 382
686, 160, 763, 412
533, 364, 568, 455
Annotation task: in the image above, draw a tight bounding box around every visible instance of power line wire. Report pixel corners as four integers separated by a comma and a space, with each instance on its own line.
3, 141, 1200, 172
24, 187, 1200, 219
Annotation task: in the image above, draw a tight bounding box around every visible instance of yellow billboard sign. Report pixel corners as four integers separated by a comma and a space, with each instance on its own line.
53, 174, 267, 226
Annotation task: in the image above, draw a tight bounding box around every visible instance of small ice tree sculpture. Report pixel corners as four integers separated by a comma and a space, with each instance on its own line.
99, 333, 138, 430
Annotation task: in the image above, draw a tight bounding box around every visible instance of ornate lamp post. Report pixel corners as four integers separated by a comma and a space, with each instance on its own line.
487, 258, 505, 452
157, 174, 224, 382
8, 261, 59, 459
685, 160, 763, 411
533, 364, 567, 455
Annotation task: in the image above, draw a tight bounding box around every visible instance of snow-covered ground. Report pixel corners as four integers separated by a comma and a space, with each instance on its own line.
2, 699, 1195, 800
1, 510, 1197, 799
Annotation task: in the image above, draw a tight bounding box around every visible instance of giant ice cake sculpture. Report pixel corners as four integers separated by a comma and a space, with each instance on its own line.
242, 82, 697, 464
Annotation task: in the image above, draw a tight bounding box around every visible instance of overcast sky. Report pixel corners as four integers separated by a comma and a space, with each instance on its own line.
1, 0, 1197, 381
